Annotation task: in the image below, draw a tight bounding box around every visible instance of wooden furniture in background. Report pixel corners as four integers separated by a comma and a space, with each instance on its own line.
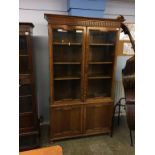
19, 23, 39, 151
19, 146, 63, 155
44, 14, 124, 141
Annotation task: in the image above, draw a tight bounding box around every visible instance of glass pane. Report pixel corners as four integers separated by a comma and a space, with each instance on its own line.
87, 29, 115, 99
53, 28, 83, 44
87, 79, 112, 98
52, 28, 83, 101
19, 134, 38, 149
19, 115, 34, 129
19, 56, 30, 74
54, 64, 81, 79
53, 45, 81, 62
89, 46, 115, 62
54, 80, 81, 101
89, 30, 116, 44
19, 36, 28, 55
19, 84, 32, 96
88, 64, 113, 77
19, 96, 32, 113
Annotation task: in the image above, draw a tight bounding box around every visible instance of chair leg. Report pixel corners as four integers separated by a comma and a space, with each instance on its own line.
129, 129, 134, 146
110, 113, 114, 137
111, 104, 119, 137
118, 104, 121, 126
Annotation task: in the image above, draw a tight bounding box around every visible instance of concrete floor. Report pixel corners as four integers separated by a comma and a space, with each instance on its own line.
40, 116, 135, 155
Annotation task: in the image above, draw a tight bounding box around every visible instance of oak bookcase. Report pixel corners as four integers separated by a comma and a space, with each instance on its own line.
45, 14, 124, 141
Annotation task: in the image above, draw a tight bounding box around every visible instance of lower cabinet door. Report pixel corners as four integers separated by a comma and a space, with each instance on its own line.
19, 132, 39, 151
19, 114, 34, 133
84, 102, 113, 134
50, 104, 83, 139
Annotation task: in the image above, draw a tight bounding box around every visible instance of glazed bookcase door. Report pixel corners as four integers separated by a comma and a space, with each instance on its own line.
85, 27, 117, 100
19, 35, 33, 114
19, 34, 34, 133
50, 26, 86, 103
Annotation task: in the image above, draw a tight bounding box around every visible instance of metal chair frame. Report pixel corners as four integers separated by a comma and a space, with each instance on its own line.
111, 97, 134, 146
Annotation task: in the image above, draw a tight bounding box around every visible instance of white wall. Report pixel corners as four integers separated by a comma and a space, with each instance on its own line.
104, 0, 135, 103
19, 0, 135, 123
19, 0, 68, 123
104, 0, 135, 22
19, 0, 68, 35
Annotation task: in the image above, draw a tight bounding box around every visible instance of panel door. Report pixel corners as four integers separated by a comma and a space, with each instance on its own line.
19, 133, 38, 151
19, 113, 34, 133
50, 104, 83, 139
84, 102, 113, 134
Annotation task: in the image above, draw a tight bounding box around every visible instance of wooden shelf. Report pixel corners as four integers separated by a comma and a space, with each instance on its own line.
89, 43, 114, 46
53, 99, 82, 106
20, 73, 31, 76
19, 111, 33, 116
19, 79, 31, 85
19, 55, 29, 57
20, 74, 31, 78
89, 62, 113, 64
86, 97, 113, 104
19, 73, 31, 76
54, 76, 81, 80
19, 94, 32, 98
20, 49, 27, 52
53, 42, 82, 46
53, 99, 81, 103
20, 131, 39, 136
54, 62, 81, 64
88, 76, 112, 79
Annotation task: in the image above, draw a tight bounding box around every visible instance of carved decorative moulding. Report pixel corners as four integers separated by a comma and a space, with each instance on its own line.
44, 14, 125, 28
